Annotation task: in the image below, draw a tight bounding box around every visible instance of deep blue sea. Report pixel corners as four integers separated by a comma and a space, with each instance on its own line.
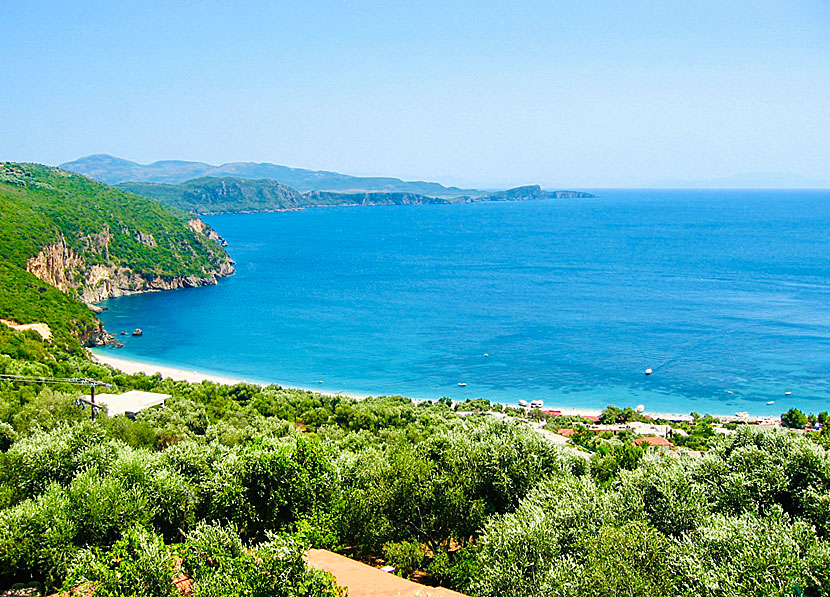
93, 190, 830, 416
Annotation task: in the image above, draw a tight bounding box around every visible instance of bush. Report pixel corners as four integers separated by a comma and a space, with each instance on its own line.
65, 526, 177, 597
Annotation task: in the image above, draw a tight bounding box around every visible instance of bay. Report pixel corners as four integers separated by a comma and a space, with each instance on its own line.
94, 189, 830, 416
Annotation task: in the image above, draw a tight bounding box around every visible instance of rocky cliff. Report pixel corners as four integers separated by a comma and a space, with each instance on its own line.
0, 163, 236, 349
25, 221, 234, 305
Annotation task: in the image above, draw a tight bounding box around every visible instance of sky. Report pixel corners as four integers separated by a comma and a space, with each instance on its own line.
2, 1, 829, 188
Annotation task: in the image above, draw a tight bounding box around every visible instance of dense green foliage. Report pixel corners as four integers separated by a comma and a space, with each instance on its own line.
783, 407, 810, 429
1, 334, 830, 595
0, 163, 228, 277
0, 162, 232, 348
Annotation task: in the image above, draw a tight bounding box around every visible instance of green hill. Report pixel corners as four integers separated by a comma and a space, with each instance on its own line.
0, 163, 233, 349
61, 153, 478, 196
118, 177, 305, 213
119, 177, 595, 215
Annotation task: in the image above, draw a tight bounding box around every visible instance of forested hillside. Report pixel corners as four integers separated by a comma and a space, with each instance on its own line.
119, 177, 595, 215
0, 163, 233, 348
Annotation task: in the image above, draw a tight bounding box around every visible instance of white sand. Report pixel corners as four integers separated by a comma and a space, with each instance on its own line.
87, 352, 704, 419
89, 352, 258, 386
88, 351, 370, 399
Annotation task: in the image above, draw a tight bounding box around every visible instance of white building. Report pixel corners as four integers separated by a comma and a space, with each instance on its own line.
94, 390, 170, 417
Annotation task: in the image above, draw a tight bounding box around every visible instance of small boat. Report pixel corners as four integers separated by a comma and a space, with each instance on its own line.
784, 391, 792, 396
120, 331, 127, 335
317, 380, 324, 384
458, 382, 467, 387
726, 390, 733, 394
767, 401, 775, 405
529, 399, 544, 408
518, 399, 528, 407
483, 353, 489, 357
635, 404, 645, 413
645, 368, 653, 376
131, 328, 143, 336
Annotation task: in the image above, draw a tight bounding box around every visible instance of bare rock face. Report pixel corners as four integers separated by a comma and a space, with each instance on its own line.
188, 218, 228, 246
25, 223, 235, 309
135, 231, 157, 247
25, 235, 85, 294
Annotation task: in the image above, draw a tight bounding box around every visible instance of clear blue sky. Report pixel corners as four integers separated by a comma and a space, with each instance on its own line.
2, 1, 829, 188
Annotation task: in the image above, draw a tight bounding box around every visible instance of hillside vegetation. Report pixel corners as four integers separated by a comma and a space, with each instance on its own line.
0, 163, 233, 348
0, 332, 830, 595
119, 177, 595, 215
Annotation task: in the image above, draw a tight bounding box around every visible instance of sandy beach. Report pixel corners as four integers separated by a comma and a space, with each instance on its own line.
89, 352, 260, 386
89, 351, 373, 400
88, 352, 712, 420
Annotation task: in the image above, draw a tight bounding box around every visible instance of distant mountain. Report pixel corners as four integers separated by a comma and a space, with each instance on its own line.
117, 177, 595, 215
61, 154, 480, 197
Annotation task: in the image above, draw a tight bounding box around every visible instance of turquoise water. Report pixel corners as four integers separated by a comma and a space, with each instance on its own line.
94, 190, 830, 416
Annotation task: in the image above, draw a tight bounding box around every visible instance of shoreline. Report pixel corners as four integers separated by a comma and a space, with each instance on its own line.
87, 351, 733, 421
88, 350, 373, 401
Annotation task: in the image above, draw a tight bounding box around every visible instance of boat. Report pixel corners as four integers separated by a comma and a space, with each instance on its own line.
131, 328, 142, 336
784, 391, 792, 396
635, 404, 645, 413
518, 399, 528, 407
457, 382, 467, 387
529, 399, 543, 408
645, 368, 653, 376
767, 401, 775, 405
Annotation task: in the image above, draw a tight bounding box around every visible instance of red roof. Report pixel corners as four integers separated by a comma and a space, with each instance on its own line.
633, 436, 673, 447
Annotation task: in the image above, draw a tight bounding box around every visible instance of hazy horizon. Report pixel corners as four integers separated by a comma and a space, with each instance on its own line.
3, 1, 829, 189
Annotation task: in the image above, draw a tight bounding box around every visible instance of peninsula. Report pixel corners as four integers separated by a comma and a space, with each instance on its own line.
62, 154, 596, 215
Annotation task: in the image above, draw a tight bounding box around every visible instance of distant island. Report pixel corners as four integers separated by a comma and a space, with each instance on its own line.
61, 154, 595, 215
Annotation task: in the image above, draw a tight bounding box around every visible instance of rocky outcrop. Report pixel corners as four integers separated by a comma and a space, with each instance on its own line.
25, 235, 85, 294
188, 218, 228, 246
76, 263, 234, 304
26, 225, 234, 311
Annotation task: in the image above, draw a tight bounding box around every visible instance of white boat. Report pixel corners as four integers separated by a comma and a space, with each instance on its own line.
529, 399, 544, 408
518, 399, 528, 407
645, 368, 653, 376
767, 401, 775, 405
457, 382, 467, 387
784, 391, 792, 396
635, 404, 645, 413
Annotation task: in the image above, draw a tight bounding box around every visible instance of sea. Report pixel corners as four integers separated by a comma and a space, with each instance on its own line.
92, 189, 830, 416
